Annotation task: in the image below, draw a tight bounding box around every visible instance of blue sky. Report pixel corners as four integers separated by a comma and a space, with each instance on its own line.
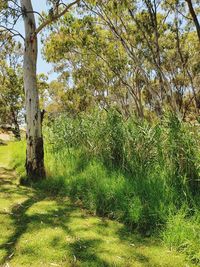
16, 0, 59, 81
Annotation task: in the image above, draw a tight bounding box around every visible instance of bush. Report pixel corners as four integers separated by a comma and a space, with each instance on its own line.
43, 111, 200, 230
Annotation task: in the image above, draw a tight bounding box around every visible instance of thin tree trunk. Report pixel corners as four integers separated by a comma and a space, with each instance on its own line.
175, 11, 199, 114
11, 109, 21, 140
185, 0, 200, 42
20, 0, 45, 180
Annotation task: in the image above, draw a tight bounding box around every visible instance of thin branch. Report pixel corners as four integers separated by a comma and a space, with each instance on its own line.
26, 11, 45, 22
35, 0, 80, 35
0, 25, 25, 40
165, 0, 193, 21
8, 0, 21, 10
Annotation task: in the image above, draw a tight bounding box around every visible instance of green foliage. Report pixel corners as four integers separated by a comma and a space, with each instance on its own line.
9, 141, 26, 178
43, 110, 200, 234
43, 2, 200, 119
0, 40, 24, 139
165, 114, 200, 199
163, 209, 200, 264
10, 110, 200, 264
0, 63, 23, 129
0, 144, 192, 267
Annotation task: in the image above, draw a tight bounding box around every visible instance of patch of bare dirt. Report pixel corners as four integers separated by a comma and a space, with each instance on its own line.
0, 130, 14, 142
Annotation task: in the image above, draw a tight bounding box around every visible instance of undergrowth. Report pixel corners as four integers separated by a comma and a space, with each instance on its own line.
11, 110, 200, 265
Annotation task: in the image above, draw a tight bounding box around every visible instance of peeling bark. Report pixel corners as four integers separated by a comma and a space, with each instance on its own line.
19, 0, 79, 180
20, 0, 45, 180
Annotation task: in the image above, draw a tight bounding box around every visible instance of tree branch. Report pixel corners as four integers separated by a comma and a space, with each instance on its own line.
35, 0, 80, 35
0, 25, 25, 40
185, 0, 200, 42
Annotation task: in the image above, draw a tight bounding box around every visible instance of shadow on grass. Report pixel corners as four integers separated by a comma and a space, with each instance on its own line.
0, 181, 115, 266
0, 165, 155, 267
0, 167, 16, 177
0, 141, 7, 146
0, 195, 44, 264
69, 239, 111, 267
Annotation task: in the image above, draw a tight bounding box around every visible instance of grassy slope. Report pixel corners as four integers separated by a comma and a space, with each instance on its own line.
0, 144, 194, 267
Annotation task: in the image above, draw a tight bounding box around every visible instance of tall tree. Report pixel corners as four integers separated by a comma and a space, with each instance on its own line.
0, 0, 80, 180
43, 0, 199, 120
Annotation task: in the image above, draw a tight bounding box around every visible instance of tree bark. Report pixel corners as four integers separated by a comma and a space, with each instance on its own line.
20, 0, 45, 180
185, 0, 200, 42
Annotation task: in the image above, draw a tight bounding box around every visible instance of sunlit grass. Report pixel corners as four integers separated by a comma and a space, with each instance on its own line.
0, 143, 194, 267
0, 193, 192, 267
0, 142, 13, 168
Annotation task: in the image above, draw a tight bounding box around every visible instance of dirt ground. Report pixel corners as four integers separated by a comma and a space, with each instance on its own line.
0, 130, 14, 142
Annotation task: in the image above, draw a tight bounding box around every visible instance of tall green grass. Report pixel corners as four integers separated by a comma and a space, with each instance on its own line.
11, 110, 200, 264
163, 209, 200, 264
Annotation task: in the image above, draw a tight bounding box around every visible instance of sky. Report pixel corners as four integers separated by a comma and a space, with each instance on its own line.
16, 0, 59, 81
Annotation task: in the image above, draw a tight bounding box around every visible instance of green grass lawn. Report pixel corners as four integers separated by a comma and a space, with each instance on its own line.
0, 143, 195, 267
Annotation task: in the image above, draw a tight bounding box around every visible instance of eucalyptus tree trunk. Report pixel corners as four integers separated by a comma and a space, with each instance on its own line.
20, 0, 45, 179
185, 0, 200, 42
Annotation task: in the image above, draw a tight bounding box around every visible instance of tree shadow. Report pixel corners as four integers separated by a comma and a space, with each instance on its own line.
0, 190, 113, 266
0, 179, 14, 186
94, 219, 153, 266
0, 141, 7, 146
115, 222, 158, 247
0, 166, 154, 267
0, 194, 44, 264
69, 239, 111, 267
0, 167, 16, 177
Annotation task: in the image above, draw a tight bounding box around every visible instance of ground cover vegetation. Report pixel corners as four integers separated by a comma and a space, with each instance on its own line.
10, 111, 200, 265
0, 0, 200, 266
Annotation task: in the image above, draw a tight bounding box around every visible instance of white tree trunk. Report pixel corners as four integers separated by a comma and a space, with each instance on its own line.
20, 0, 45, 179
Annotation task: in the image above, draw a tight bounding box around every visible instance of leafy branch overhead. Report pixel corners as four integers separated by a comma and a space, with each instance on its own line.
0, 0, 80, 40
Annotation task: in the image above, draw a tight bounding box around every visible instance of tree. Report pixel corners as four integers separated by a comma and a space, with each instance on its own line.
0, 61, 24, 139
0, 0, 80, 180
43, 0, 199, 120
0, 38, 23, 139
44, 14, 133, 116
